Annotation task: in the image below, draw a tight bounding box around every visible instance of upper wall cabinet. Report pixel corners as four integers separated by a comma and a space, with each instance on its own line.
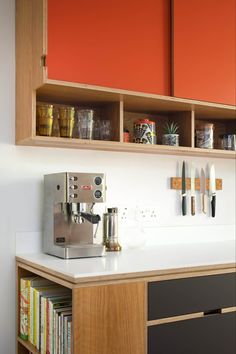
16, 0, 236, 158
173, 0, 236, 106
45, 0, 171, 96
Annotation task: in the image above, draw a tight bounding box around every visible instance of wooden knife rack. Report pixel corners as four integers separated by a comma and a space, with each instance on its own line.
171, 178, 222, 191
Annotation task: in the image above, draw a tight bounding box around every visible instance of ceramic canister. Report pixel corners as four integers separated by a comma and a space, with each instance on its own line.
133, 119, 156, 144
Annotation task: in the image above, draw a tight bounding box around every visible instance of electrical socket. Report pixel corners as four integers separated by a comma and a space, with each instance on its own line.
118, 206, 130, 222
135, 206, 158, 223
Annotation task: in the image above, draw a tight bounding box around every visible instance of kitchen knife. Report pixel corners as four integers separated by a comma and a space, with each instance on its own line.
210, 165, 216, 217
182, 161, 187, 216
200, 168, 207, 214
190, 163, 195, 216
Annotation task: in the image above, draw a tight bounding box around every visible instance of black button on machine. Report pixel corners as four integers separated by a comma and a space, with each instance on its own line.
94, 176, 102, 185
94, 190, 102, 199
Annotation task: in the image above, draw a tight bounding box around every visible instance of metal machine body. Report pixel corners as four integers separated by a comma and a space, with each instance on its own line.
43, 172, 106, 259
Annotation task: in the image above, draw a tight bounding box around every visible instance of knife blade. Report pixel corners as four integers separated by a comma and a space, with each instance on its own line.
200, 168, 207, 214
210, 164, 216, 217
182, 161, 187, 216
190, 163, 195, 216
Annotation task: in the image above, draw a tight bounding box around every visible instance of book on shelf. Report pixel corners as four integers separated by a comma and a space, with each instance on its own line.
48, 297, 72, 354
20, 276, 54, 341
67, 319, 72, 354
33, 285, 71, 351
54, 306, 72, 354
42, 296, 72, 354
63, 315, 72, 354
61, 313, 72, 354
20, 276, 72, 354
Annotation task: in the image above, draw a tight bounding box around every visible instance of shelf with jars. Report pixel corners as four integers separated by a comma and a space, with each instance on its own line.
16, 80, 235, 158
16, 0, 236, 159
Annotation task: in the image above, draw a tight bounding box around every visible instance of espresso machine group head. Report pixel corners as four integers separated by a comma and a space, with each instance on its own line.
43, 172, 106, 259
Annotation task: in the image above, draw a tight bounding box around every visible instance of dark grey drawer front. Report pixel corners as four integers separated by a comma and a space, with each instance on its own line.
148, 273, 236, 320
148, 312, 236, 354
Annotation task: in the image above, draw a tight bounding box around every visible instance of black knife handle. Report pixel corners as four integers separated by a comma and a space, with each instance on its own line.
211, 195, 216, 218
182, 195, 187, 216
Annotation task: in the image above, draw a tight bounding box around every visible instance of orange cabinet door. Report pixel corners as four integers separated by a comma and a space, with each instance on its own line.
46, 0, 171, 96
173, 0, 236, 105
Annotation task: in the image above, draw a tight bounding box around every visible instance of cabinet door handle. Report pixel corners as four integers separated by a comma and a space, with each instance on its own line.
204, 309, 222, 316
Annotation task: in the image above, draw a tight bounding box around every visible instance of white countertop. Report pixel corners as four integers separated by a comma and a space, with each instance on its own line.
16, 240, 236, 283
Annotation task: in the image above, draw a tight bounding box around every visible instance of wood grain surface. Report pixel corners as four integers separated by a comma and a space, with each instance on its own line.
73, 282, 146, 354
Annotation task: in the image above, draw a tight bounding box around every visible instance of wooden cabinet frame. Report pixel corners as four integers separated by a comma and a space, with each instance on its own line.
16, 0, 236, 158
16, 261, 146, 354
16, 259, 236, 354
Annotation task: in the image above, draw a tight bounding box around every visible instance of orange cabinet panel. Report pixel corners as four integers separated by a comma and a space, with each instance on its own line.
173, 0, 236, 105
47, 0, 171, 96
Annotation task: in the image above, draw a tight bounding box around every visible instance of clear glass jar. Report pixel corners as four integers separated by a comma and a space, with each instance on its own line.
196, 123, 214, 149
219, 134, 236, 151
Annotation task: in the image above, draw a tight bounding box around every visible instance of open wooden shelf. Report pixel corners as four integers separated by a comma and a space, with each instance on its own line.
15, 80, 235, 159
17, 135, 235, 159
18, 337, 39, 354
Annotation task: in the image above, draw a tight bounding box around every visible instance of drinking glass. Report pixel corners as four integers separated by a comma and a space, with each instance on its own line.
100, 120, 112, 141
36, 104, 53, 136
77, 109, 94, 139
58, 106, 75, 138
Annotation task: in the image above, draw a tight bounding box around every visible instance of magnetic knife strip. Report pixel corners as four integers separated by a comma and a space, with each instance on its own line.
171, 178, 222, 191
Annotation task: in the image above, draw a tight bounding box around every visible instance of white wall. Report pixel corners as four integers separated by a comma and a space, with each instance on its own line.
0, 1, 235, 353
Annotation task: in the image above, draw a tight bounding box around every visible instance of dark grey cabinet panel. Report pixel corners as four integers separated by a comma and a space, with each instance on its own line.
148, 312, 236, 354
148, 273, 236, 320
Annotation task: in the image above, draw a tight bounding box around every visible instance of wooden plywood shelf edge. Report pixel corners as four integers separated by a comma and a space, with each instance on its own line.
18, 337, 39, 354
15, 136, 236, 159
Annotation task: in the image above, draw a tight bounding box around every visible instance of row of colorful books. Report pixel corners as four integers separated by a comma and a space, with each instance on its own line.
20, 276, 72, 354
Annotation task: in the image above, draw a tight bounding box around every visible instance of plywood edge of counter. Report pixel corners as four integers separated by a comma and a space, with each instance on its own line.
16, 260, 73, 288
16, 256, 236, 286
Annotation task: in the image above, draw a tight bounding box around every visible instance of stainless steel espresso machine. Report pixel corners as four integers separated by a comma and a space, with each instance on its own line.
43, 172, 106, 259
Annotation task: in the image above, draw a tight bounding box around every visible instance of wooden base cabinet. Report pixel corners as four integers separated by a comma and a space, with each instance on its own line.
148, 273, 236, 354
16, 260, 236, 354
73, 283, 146, 354
148, 312, 236, 354
16, 262, 146, 354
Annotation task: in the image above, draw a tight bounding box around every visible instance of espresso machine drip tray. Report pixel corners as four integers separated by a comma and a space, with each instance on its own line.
53, 244, 105, 259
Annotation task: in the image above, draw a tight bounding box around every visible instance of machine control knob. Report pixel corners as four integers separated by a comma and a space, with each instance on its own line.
94, 190, 102, 199
94, 176, 102, 186
70, 194, 78, 198
69, 176, 78, 181
70, 185, 78, 190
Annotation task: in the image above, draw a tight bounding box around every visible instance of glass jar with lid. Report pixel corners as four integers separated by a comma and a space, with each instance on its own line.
196, 123, 214, 149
